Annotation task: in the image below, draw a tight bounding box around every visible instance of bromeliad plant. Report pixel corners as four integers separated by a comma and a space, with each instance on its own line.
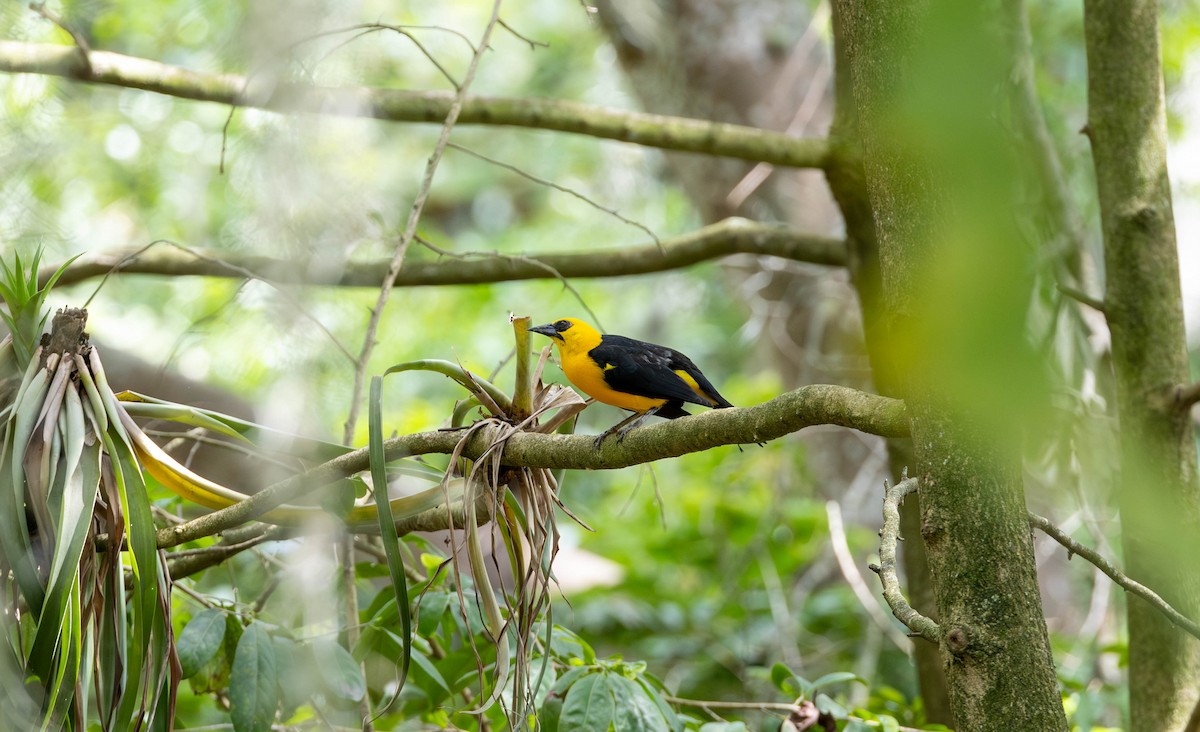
3, 250, 593, 729
0, 253, 177, 730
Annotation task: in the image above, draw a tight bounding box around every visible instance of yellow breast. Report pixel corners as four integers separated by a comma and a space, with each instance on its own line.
560, 347, 665, 413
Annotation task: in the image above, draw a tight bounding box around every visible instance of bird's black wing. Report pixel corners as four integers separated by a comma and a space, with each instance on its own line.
668, 349, 734, 408
589, 335, 724, 408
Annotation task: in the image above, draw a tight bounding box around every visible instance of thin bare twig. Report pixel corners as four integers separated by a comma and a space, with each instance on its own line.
1056, 283, 1105, 313
413, 234, 604, 327
664, 696, 925, 732
448, 141, 661, 247
497, 18, 549, 50
306, 24, 463, 88
343, 0, 505, 445
869, 474, 940, 643
1029, 512, 1200, 641
82, 239, 355, 362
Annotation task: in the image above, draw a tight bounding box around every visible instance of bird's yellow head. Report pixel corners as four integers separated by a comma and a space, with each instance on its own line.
528, 318, 602, 355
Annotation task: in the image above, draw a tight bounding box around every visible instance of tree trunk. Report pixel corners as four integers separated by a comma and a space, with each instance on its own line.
824, 5, 950, 721
1083, 2, 1200, 728
592, 3, 953, 719
832, 2, 1068, 729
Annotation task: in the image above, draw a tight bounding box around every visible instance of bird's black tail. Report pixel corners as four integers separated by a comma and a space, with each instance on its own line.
656, 401, 692, 419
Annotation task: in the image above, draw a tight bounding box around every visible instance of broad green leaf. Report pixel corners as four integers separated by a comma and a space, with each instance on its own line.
698, 723, 748, 732
609, 673, 669, 732
633, 675, 683, 732
313, 639, 366, 703
810, 671, 865, 692
771, 661, 805, 695
230, 622, 279, 732
879, 714, 901, 732
177, 609, 227, 679
540, 682, 565, 732
815, 692, 848, 717
559, 672, 616, 732
548, 624, 597, 665
273, 635, 317, 717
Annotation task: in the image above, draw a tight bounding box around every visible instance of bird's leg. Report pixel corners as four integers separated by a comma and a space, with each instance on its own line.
593, 406, 666, 449
594, 412, 641, 449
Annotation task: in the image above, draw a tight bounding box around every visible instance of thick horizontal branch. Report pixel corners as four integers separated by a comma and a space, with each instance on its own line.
0, 41, 831, 169
156, 384, 906, 548
1029, 512, 1200, 642
45, 218, 847, 289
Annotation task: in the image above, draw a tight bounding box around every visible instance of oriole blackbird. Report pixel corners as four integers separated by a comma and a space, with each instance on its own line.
529, 318, 733, 447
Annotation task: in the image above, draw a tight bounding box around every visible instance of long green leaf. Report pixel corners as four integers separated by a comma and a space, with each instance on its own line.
105, 431, 169, 727
369, 375, 412, 695
384, 360, 513, 415
28, 432, 100, 705
1, 364, 50, 614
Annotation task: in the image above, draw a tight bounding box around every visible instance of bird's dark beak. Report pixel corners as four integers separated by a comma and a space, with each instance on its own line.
528, 323, 562, 340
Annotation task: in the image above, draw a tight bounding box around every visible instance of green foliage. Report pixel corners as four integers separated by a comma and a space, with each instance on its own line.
3, 0, 1194, 729
230, 621, 279, 732
177, 608, 226, 678
0, 248, 78, 367
537, 632, 680, 732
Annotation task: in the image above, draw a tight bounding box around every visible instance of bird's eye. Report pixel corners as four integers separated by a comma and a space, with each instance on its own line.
555, 320, 572, 331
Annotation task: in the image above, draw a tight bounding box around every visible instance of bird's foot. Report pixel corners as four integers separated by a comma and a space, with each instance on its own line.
593, 425, 623, 450
614, 422, 640, 442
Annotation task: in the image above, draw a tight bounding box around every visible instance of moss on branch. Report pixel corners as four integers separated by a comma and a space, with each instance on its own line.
0, 41, 830, 168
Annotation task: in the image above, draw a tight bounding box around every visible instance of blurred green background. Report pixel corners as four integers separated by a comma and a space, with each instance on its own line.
3, 0, 1200, 729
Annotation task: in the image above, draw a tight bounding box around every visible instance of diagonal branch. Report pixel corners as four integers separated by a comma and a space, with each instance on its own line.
0, 41, 831, 169
1029, 512, 1200, 642
43, 218, 847, 289
155, 384, 906, 549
